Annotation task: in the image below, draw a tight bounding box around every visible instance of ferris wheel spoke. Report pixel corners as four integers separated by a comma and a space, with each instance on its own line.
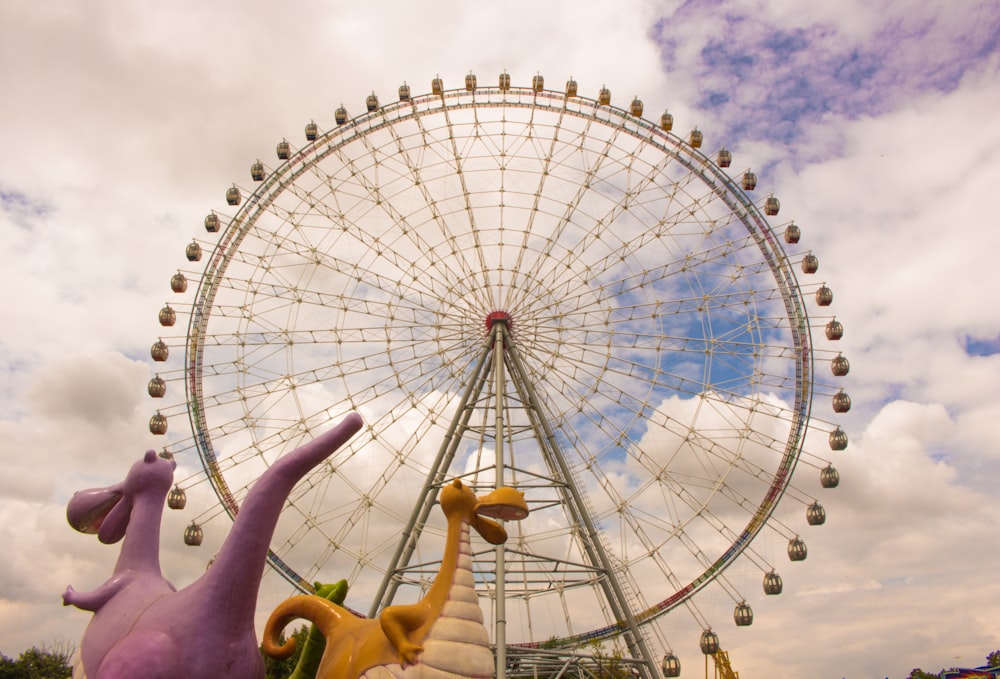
444, 108, 504, 289
506, 105, 571, 281
377, 127, 482, 274
564, 436, 744, 620
562, 386, 793, 531
530, 126, 627, 271
326, 135, 446, 260
523, 335, 749, 413
537, 147, 695, 283
406, 112, 493, 280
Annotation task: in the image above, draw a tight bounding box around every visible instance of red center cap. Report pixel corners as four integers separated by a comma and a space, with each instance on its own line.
485, 310, 512, 332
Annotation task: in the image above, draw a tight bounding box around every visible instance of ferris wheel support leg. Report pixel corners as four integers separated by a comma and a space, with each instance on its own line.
502, 330, 660, 679
492, 323, 508, 679
368, 336, 496, 618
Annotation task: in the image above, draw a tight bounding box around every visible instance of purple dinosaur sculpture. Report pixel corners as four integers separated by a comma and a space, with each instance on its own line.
63, 412, 364, 679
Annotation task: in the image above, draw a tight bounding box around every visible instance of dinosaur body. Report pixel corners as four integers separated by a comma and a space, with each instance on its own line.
363, 522, 494, 679
262, 480, 528, 679
63, 413, 363, 679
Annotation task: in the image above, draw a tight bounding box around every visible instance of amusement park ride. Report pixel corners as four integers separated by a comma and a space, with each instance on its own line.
66, 72, 851, 678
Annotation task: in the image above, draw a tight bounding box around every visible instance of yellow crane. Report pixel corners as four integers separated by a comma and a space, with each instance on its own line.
705, 649, 740, 679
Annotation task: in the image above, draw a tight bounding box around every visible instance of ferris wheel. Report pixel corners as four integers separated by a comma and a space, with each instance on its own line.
148, 72, 851, 679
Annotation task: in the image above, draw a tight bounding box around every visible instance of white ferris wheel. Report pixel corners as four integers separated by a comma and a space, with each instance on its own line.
148, 72, 851, 679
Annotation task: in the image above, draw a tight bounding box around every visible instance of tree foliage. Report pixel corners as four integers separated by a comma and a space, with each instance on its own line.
260, 625, 310, 679
0, 642, 74, 679
588, 643, 635, 679
908, 650, 1000, 679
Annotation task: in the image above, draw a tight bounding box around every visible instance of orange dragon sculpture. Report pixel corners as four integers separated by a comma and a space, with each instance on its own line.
262, 479, 529, 679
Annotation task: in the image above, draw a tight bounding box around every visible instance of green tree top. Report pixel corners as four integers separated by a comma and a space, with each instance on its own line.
0, 643, 74, 679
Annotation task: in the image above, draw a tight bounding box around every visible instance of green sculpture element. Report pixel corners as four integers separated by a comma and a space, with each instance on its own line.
290, 580, 349, 679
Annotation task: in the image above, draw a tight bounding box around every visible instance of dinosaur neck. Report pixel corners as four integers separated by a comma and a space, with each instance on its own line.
114, 496, 164, 577
421, 514, 469, 613
193, 414, 362, 625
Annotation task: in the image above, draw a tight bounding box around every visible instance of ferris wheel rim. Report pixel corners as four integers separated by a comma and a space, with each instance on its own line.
176, 80, 819, 648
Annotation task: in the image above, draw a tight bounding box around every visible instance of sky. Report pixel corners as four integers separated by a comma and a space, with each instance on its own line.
1, 0, 999, 677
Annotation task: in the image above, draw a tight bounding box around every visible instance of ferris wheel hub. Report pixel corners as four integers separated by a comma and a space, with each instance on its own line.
485, 310, 513, 332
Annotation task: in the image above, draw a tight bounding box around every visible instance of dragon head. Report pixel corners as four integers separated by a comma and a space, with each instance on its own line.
439, 479, 529, 545
66, 450, 176, 544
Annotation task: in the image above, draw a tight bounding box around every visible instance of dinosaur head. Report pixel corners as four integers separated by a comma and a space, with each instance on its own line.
67, 450, 176, 544
440, 479, 529, 546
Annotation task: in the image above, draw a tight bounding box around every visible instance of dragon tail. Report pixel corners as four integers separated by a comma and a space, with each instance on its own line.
262, 594, 350, 662
289, 581, 349, 679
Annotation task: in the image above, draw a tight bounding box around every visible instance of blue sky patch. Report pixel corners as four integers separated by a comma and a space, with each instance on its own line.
964, 335, 1000, 357
1, 186, 52, 227
650, 2, 1000, 148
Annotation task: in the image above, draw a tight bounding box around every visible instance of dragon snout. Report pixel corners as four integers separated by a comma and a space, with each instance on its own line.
475, 487, 529, 521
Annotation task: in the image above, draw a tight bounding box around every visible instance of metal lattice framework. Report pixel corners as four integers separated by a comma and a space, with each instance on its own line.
150, 74, 850, 678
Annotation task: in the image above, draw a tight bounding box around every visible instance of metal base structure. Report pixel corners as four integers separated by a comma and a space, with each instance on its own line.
369, 318, 659, 679
504, 645, 652, 679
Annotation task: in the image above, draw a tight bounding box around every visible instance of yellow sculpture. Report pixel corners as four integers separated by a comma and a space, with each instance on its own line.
263, 480, 529, 679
